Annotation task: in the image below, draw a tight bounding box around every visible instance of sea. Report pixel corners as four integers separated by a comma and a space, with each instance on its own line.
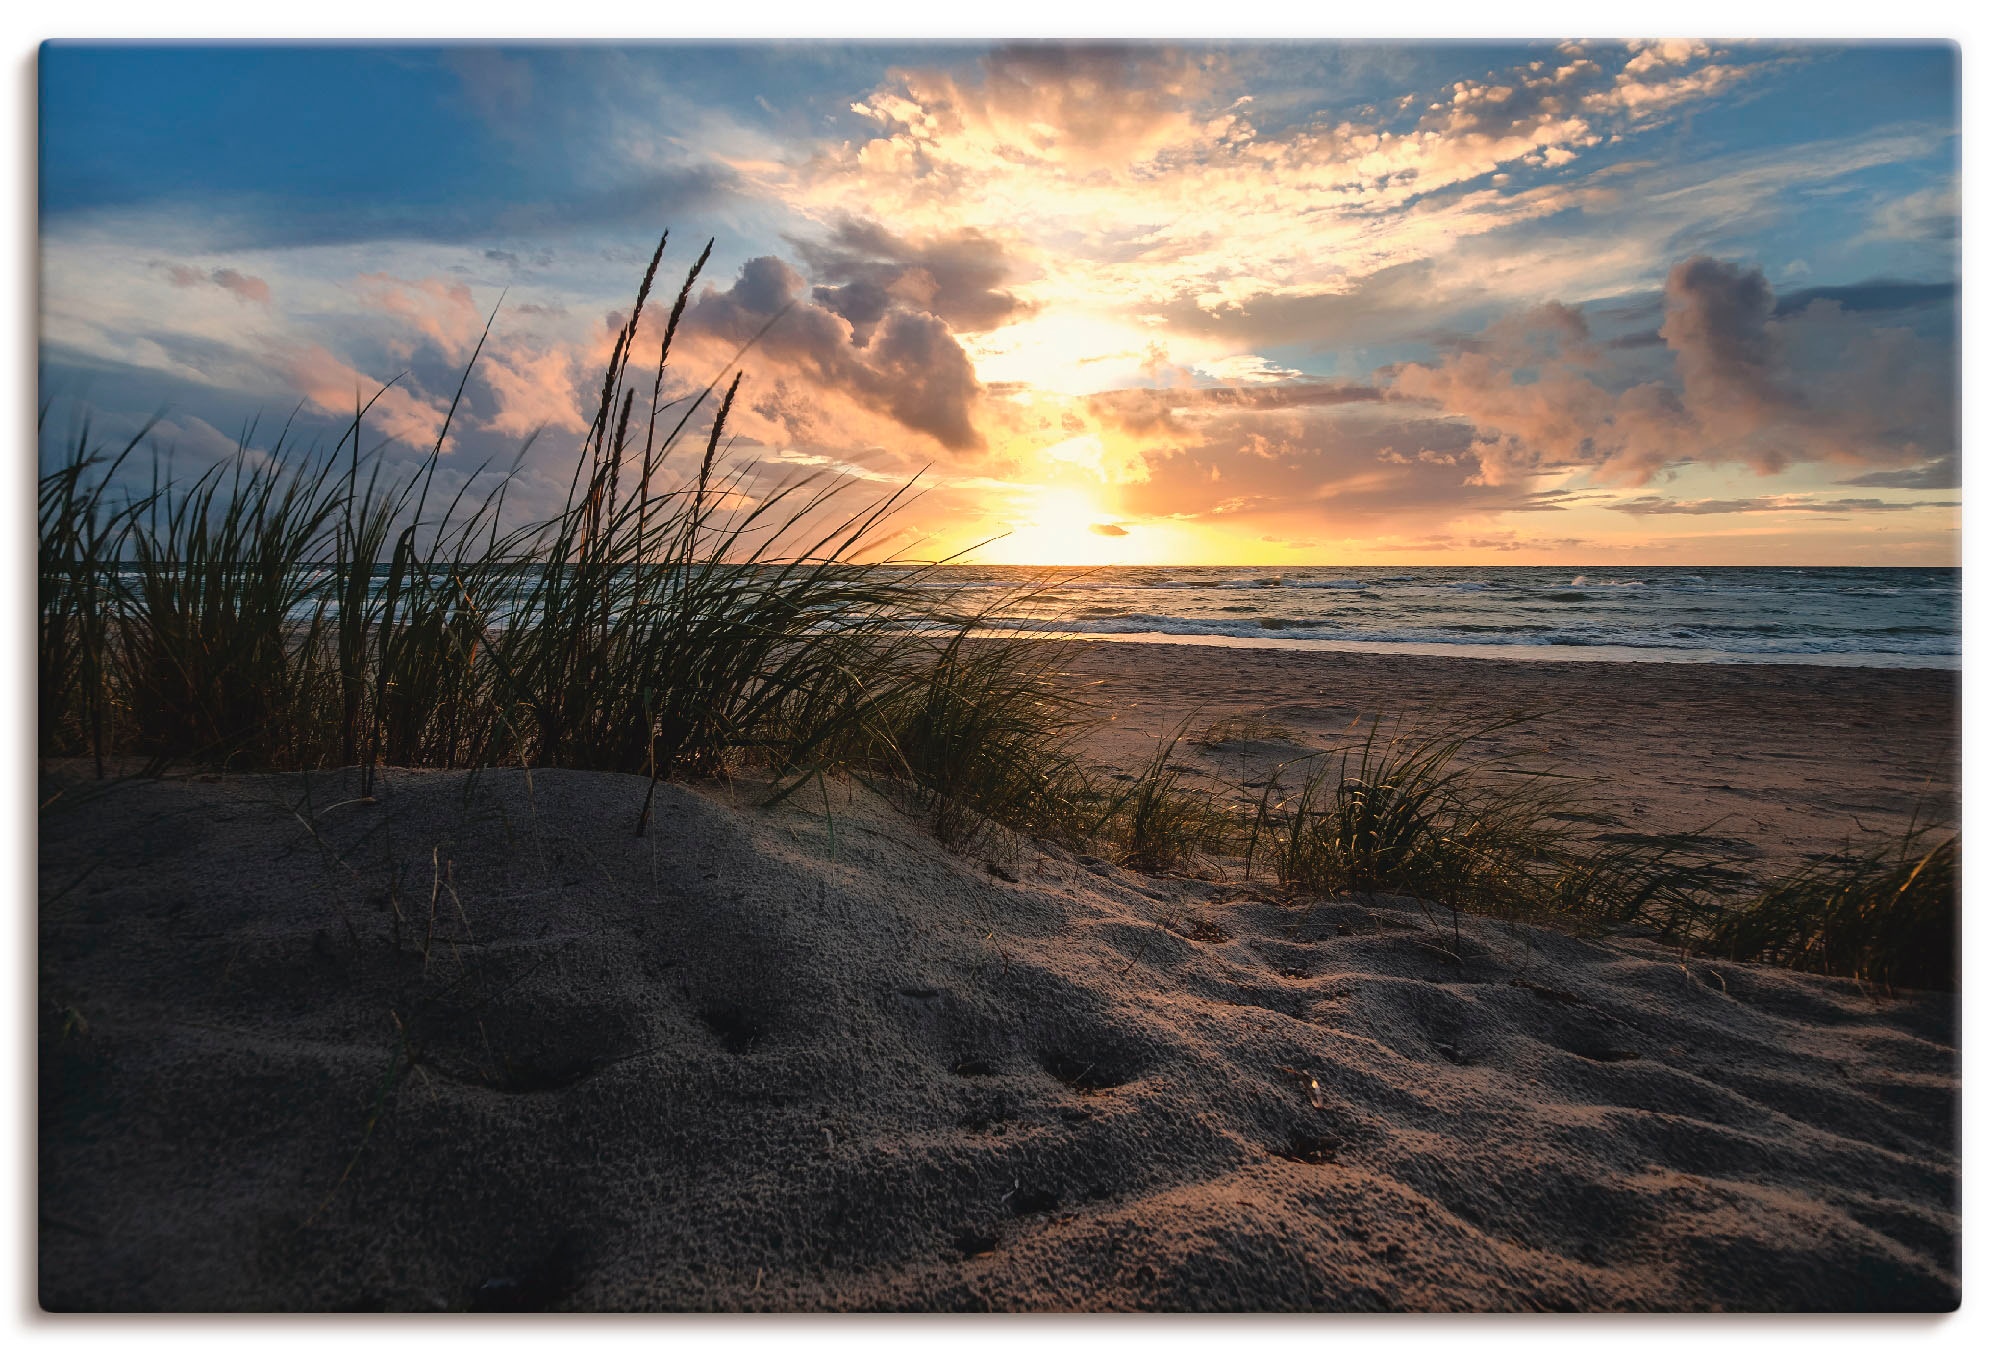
943, 566, 1960, 670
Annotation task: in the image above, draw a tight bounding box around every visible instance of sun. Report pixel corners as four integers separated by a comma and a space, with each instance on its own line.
969, 486, 1141, 566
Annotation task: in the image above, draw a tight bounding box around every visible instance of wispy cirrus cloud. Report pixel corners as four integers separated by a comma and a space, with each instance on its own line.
1609, 495, 1958, 515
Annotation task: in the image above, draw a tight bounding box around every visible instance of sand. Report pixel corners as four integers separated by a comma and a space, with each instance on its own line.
1054, 641, 1959, 873
39, 650, 1961, 1311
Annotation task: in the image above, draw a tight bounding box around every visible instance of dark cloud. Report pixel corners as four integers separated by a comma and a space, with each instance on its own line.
1610, 495, 1956, 516
791, 217, 1030, 342
685, 255, 985, 451
1661, 254, 1801, 442
1087, 380, 1385, 436
1841, 456, 1959, 489
483, 247, 555, 274
1774, 279, 1957, 318
1089, 522, 1130, 536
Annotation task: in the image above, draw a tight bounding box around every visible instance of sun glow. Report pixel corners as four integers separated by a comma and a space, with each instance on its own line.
967, 486, 1148, 566
962, 310, 1169, 395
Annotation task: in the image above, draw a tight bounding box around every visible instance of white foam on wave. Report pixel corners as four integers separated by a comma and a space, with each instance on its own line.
988, 611, 1961, 660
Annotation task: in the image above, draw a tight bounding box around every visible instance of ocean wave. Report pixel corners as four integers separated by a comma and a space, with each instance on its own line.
907, 565, 1958, 667
987, 612, 1960, 657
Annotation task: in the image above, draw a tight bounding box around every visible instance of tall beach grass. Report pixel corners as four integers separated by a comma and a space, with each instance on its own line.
36, 229, 1086, 832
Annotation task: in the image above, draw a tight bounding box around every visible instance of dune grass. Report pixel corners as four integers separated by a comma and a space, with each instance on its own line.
1231, 715, 1955, 991
1250, 717, 1578, 912
855, 627, 1098, 849
1091, 717, 1243, 874
36, 229, 1079, 839
1700, 819, 1959, 993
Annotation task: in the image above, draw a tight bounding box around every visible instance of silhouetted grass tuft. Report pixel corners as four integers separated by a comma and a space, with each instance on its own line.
1095, 717, 1239, 874
1700, 820, 1959, 993
1251, 716, 1580, 915
864, 628, 1097, 849
36, 226, 1084, 850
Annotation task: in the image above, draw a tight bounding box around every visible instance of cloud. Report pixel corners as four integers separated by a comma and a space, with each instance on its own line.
1660, 254, 1801, 447
1088, 522, 1129, 536
843, 44, 1223, 178
1868, 181, 1960, 245
36, 43, 1958, 566
1840, 457, 1959, 490
355, 273, 486, 360
1194, 355, 1304, 383
789, 216, 1030, 341
286, 343, 450, 449
1462, 531, 1589, 551
767, 39, 1774, 350
1609, 495, 1957, 515
156, 262, 272, 305
209, 268, 273, 305
1106, 401, 1535, 534
1581, 42, 1761, 122
1772, 279, 1957, 318
683, 255, 985, 451
479, 341, 590, 439
1085, 379, 1385, 437
1387, 253, 1957, 486
1395, 529, 1590, 553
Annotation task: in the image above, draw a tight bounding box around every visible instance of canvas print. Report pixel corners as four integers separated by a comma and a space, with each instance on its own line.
37, 40, 1959, 1312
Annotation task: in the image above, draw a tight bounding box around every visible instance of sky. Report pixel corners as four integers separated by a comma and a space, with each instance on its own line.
37, 40, 1962, 566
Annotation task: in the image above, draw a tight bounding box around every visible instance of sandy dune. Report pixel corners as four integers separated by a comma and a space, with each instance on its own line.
40, 758, 1959, 1311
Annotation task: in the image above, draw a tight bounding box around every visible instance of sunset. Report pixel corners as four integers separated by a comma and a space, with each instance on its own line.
41, 41, 1960, 565
37, 37, 1961, 1316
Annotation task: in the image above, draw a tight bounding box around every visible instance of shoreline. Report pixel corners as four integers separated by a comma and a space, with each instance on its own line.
1036, 629, 1960, 671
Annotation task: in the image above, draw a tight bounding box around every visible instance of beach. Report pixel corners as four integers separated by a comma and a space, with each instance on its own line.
1055, 640, 1959, 873
37, 33, 1966, 1318
38, 647, 1960, 1312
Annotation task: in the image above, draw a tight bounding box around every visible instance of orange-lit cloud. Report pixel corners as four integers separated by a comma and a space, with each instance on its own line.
287, 343, 450, 449
354, 273, 487, 361
1388, 255, 1957, 487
